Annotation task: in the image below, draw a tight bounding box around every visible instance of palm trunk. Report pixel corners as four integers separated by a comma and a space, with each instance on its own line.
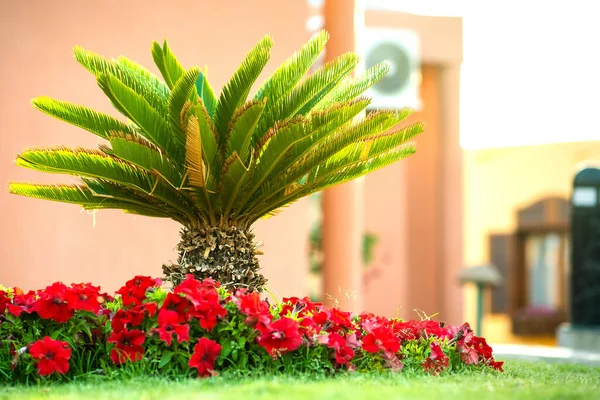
162, 226, 267, 291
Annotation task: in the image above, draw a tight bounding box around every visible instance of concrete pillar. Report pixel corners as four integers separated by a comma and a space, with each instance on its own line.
321, 0, 364, 313
440, 64, 464, 325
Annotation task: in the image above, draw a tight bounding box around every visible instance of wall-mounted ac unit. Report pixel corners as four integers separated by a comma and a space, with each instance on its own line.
361, 28, 422, 111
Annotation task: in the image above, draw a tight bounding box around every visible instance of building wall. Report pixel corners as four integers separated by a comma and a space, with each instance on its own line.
0, 0, 312, 296
363, 11, 463, 324
463, 141, 600, 342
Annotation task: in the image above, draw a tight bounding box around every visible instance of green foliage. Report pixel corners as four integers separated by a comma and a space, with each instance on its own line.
9, 31, 423, 229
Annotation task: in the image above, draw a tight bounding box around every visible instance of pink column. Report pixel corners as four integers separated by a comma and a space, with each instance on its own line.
321, 0, 364, 313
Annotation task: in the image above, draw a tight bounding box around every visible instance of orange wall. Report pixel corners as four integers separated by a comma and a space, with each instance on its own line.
0, 0, 311, 295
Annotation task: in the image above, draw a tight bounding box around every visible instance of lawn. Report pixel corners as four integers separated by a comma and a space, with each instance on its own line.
2, 361, 599, 400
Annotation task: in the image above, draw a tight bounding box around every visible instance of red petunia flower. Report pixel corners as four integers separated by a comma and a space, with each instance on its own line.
115, 276, 161, 306
65, 283, 102, 313
327, 308, 354, 332
257, 317, 303, 357
471, 336, 491, 358
175, 276, 226, 331
0, 290, 10, 315
299, 316, 320, 338
29, 336, 71, 376
235, 290, 272, 327
280, 296, 323, 318
326, 332, 355, 366
362, 326, 400, 355
154, 309, 190, 346
7, 290, 37, 317
110, 303, 156, 333
489, 360, 504, 372
422, 341, 450, 375
161, 292, 192, 323
108, 329, 145, 364
36, 282, 73, 323
189, 337, 221, 377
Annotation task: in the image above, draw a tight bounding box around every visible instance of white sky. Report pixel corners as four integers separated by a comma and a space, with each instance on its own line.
366, 0, 600, 150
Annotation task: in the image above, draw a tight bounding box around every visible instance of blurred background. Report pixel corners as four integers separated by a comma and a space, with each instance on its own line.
2, 0, 599, 347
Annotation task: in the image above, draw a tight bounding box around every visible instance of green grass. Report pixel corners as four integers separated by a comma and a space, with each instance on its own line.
2, 361, 599, 400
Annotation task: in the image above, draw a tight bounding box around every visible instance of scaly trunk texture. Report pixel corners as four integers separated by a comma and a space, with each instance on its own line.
162, 226, 267, 291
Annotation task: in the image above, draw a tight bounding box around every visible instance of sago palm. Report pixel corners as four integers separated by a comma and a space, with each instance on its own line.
9, 31, 423, 291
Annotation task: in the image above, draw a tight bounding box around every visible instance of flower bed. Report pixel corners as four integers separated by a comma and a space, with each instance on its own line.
0, 275, 503, 383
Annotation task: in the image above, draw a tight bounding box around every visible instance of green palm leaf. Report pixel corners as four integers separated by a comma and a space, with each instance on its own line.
168, 67, 201, 134
214, 35, 273, 140
255, 30, 328, 104
151, 40, 185, 89
74, 46, 169, 115
32, 97, 135, 140
195, 70, 217, 118
98, 73, 183, 164
314, 62, 391, 109
102, 134, 183, 187
227, 100, 266, 164
254, 52, 359, 146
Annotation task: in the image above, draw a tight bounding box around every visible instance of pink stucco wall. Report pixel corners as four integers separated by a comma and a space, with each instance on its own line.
0, 0, 311, 295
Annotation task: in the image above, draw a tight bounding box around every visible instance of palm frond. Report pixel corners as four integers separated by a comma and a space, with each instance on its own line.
193, 101, 220, 190
97, 73, 183, 164
255, 52, 359, 145
83, 178, 186, 221
227, 100, 266, 164
7, 182, 175, 219
214, 35, 273, 140
195, 69, 217, 118
314, 62, 391, 109
168, 67, 201, 133
32, 97, 135, 140
74, 46, 169, 115
185, 115, 206, 188
271, 109, 411, 192
15, 146, 197, 221
254, 30, 328, 104
220, 152, 252, 217
103, 133, 183, 187
256, 144, 417, 218
151, 40, 185, 89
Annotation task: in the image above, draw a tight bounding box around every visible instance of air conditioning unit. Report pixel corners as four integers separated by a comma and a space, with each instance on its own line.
361, 28, 422, 111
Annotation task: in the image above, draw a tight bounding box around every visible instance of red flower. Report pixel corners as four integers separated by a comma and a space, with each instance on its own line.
422, 341, 450, 375
471, 336, 493, 360
154, 310, 190, 346
299, 316, 320, 338
110, 303, 157, 332
36, 282, 73, 323
29, 336, 71, 376
175, 276, 226, 331
360, 313, 392, 332
0, 290, 10, 314
7, 290, 37, 317
392, 319, 451, 342
161, 292, 192, 323
280, 296, 322, 318
65, 283, 102, 313
108, 329, 145, 364
327, 332, 355, 366
235, 290, 272, 327
489, 360, 504, 372
327, 308, 354, 332
116, 276, 161, 306
189, 337, 221, 377
362, 326, 400, 355
257, 317, 303, 357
